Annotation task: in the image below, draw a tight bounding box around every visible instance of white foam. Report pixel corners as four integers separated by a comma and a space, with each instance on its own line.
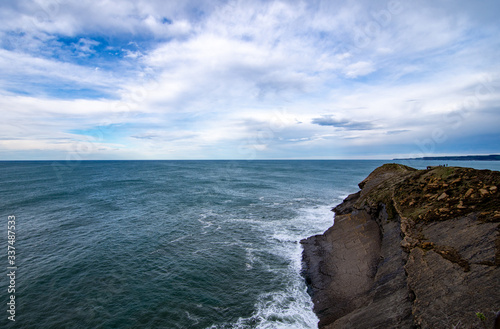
198, 213, 216, 227
232, 286, 319, 329
245, 248, 257, 270
167, 235, 189, 244
208, 204, 334, 329
185, 310, 201, 325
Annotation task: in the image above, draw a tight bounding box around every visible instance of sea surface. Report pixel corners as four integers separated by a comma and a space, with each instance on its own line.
1, 160, 499, 329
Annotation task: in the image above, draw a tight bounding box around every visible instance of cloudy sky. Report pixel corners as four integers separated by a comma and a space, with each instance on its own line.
1, 0, 499, 160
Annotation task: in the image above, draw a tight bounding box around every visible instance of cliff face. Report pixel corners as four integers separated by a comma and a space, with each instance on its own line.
301, 164, 500, 329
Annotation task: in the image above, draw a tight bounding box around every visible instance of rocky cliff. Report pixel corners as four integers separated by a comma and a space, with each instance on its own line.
301, 164, 500, 329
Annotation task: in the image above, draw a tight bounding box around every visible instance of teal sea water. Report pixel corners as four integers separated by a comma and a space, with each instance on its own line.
1, 160, 499, 328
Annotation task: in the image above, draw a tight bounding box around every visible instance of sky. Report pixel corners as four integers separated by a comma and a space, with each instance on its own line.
0, 0, 499, 160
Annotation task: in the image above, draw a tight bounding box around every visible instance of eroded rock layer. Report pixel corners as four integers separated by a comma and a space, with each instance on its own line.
301, 164, 500, 329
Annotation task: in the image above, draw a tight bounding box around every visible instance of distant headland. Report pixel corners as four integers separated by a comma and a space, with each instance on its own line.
393, 154, 500, 161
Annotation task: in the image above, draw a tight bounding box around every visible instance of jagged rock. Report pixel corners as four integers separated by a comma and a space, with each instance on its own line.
302, 164, 500, 329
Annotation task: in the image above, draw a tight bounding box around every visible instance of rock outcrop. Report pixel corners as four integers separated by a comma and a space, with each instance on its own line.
301, 164, 500, 329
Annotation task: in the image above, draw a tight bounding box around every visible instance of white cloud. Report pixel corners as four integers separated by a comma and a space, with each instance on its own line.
0, 49, 125, 96
343, 61, 375, 78
0, 0, 499, 159
73, 38, 100, 56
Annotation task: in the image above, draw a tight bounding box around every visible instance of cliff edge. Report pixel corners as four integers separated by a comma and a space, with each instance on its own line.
301, 164, 500, 329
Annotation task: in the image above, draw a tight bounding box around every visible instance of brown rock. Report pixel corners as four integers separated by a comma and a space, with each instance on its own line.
301, 209, 384, 327
406, 217, 499, 328
420, 241, 434, 250
302, 164, 500, 329
479, 188, 489, 197
437, 192, 448, 201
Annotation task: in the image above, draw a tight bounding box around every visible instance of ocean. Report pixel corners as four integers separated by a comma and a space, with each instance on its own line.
1, 160, 500, 328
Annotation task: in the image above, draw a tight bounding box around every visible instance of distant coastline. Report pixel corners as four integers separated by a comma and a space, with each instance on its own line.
393, 154, 500, 161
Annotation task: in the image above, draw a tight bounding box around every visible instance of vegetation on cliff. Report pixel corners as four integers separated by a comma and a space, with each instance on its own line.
393, 166, 500, 223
